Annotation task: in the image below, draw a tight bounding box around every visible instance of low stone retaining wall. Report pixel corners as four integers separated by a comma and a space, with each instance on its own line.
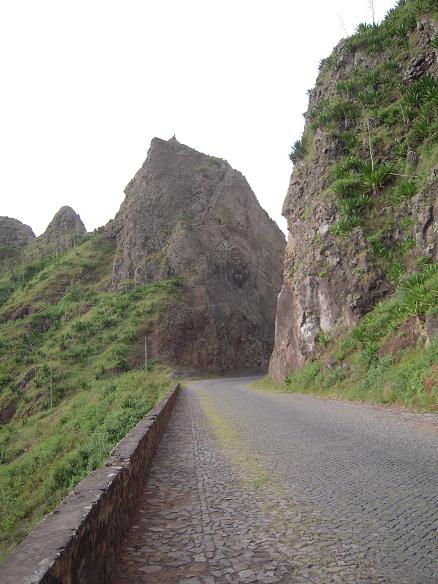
0, 383, 181, 584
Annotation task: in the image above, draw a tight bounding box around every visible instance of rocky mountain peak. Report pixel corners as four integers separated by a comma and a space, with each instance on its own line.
0, 216, 35, 250
39, 206, 86, 251
109, 137, 285, 373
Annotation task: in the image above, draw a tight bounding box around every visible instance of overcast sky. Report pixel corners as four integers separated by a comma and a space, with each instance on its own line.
0, 0, 397, 236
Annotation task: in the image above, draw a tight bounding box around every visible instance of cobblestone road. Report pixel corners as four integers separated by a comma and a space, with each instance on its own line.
111, 378, 438, 584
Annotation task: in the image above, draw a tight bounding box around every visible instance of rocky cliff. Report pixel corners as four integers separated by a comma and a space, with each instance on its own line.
270, 2, 438, 380
109, 137, 285, 373
39, 206, 86, 252
0, 217, 35, 251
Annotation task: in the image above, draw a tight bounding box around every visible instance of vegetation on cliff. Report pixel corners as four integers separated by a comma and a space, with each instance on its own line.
0, 233, 179, 561
269, 0, 438, 408
262, 261, 438, 410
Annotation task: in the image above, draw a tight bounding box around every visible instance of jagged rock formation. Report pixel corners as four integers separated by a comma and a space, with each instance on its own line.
109, 137, 285, 373
39, 206, 86, 251
270, 7, 438, 380
0, 217, 35, 250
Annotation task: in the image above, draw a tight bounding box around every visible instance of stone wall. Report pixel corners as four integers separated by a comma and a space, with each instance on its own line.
0, 384, 181, 584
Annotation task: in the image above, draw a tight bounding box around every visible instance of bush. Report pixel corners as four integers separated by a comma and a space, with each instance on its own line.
330, 216, 362, 237
289, 138, 306, 162
357, 161, 394, 195
403, 75, 438, 116
331, 157, 363, 180
308, 99, 357, 131
390, 179, 417, 204
331, 177, 363, 198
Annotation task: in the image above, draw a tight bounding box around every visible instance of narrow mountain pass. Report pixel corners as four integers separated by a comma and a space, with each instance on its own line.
111, 378, 438, 584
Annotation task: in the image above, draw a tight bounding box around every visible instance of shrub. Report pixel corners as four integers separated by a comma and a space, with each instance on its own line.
308, 100, 357, 131
356, 161, 394, 195
318, 55, 335, 70
331, 177, 363, 198
316, 332, 330, 346
411, 104, 438, 143
339, 131, 358, 150
403, 75, 438, 118
339, 195, 371, 214
357, 89, 380, 107
390, 179, 418, 203
331, 157, 363, 180
330, 216, 362, 236
398, 264, 438, 317
289, 138, 306, 162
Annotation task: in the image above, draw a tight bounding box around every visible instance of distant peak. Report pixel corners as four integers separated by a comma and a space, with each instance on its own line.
57, 205, 76, 214
39, 206, 86, 249
0, 216, 35, 249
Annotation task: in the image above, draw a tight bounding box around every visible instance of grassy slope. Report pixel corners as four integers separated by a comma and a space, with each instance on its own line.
0, 233, 180, 561
273, 0, 438, 409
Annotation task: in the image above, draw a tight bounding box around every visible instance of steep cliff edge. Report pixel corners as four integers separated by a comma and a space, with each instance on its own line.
109, 137, 285, 372
270, 0, 438, 399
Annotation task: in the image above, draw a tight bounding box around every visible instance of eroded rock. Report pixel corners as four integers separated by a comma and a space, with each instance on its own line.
39, 206, 86, 251
108, 137, 285, 373
0, 217, 35, 250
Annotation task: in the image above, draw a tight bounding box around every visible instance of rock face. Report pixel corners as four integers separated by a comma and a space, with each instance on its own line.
0, 217, 35, 250
39, 206, 86, 251
269, 12, 438, 381
109, 137, 285, 373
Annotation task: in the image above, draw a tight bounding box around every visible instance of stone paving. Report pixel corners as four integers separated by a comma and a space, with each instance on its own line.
193, 378, 438, 584
108, 382, 429, 584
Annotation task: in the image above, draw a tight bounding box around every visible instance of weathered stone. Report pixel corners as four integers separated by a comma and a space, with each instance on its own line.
425, 312, 438, 347
39, 205, 86, 251
108, 137, 285, 374
0, 216, 35, 250
18, 367, 38, 389
403, 52, 436, 83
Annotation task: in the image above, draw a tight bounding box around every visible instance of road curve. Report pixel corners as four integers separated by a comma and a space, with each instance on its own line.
111, 377, 438, 584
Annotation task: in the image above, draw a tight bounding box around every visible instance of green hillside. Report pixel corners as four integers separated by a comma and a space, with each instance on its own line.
0, 233, 180, 561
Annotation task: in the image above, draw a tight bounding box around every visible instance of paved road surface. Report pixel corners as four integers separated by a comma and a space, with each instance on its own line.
111, 377, 438, 584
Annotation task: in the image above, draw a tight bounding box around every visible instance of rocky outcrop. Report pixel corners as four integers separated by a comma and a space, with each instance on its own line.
108, 137, 285, 373
39, 206, 86, 251
0, 217, 35, 250
269, 11, 438, 381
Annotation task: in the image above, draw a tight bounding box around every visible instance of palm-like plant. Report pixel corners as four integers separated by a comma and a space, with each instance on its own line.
289, 138, 306, 163
339, 195, 371, 214
403, 75, 438, 117
412, 106, 435, 142
331, 177, 362, 198
357, 161, 394, 195
357, 89, 380, 107
398, 263, 438, 317
331, 157, 363, 180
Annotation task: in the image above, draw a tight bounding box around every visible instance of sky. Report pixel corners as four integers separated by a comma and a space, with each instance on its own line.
0, 0, 397, 236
